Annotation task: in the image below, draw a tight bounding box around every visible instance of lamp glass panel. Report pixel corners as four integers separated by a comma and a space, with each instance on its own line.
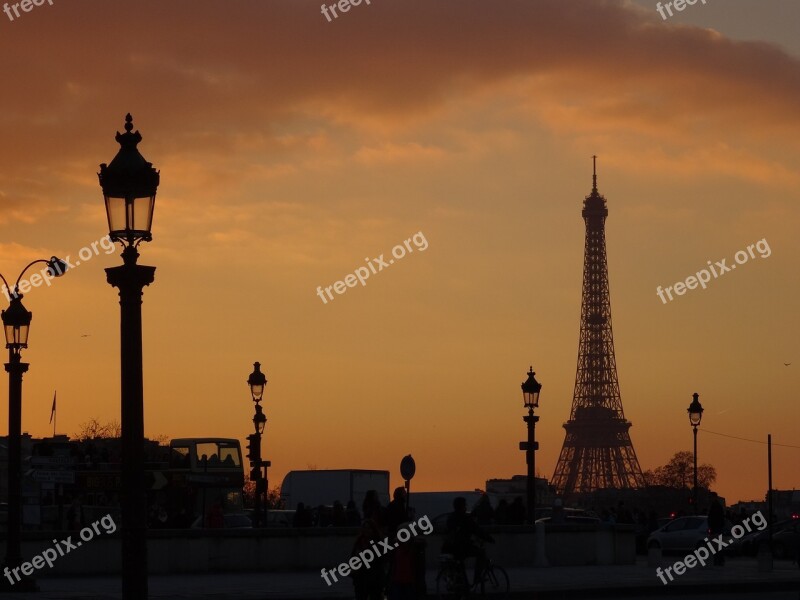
105, 195, 127, 234
4, 323, 28, 347
131, 195, 155, 232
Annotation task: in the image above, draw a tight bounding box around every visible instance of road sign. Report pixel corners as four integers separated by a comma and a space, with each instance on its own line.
32, 470, 75, 484
400, 455, 416, 481
186, 473, 230, 484
81, 473, 121, 489
31, 456, 75, 466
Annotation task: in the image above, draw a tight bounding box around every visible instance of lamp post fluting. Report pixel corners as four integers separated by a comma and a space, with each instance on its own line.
0, 258, 66, 591
521, 367, 542, 525
247, 362, 268, 527
687, 392, 704, 515
99, 113, 159, 600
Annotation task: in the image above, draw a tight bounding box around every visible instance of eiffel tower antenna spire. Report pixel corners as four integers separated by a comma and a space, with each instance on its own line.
592, 155, 598, 193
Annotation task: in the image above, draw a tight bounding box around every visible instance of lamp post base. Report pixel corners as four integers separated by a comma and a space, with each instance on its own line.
0, 574, 39, 592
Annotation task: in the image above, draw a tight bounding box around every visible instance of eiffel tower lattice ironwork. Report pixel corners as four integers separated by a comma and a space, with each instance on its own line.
551, 157, 646, 495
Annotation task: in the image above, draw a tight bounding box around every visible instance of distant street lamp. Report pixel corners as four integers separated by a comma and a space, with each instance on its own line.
247, 362, 270, 526
100, 113, 159, 600
0, 258, 67, 592
521, 367, 542, 525
688, 392, 704, 514
248, 363, 266, 403
253, 404, 267, 435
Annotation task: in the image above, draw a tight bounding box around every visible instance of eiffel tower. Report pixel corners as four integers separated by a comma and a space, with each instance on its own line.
551, 157, 646, 496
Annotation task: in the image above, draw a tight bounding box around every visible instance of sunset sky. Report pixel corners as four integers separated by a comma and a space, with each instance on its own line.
0, 0, 798, 505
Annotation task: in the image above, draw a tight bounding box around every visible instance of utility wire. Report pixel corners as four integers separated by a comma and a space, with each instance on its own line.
699, 428, 800, 450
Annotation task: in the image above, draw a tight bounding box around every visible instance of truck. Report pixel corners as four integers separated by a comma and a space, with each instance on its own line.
280, 469, 390, 510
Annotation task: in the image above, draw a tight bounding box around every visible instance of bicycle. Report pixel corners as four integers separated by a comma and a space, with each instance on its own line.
436, 541, 509, 598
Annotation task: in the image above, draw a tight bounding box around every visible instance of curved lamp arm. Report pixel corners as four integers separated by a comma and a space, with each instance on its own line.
0, 257, 68, 298
15, 257, 68, 289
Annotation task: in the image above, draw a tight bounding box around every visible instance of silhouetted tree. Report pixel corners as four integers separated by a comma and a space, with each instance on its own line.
243, 474, 284, 509
74, 418, 122, 440
74, 419, 168, 443
643, 451, 716, 489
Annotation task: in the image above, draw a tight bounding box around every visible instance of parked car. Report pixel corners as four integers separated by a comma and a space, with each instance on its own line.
735, 519, 800, 559
190, 512, 253, 529
534, 507, 596, 521
657, 517, 674, 529
647, 516, 731, 554
535, 515, 601, 525
769, 521, 800, 559
265, 509, 296, 528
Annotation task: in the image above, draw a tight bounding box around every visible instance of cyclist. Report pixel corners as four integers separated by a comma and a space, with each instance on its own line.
442, 496, 494, 586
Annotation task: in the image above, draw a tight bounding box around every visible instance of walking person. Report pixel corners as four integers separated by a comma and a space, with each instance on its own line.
386, 487, 409, 537
351, 490, 386, 600
351, 516, 384, 600
708, 492, 725, 566
387, 520, 416, 600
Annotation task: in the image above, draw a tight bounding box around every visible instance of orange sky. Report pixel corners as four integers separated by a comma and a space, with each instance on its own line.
0, 0, 798, 504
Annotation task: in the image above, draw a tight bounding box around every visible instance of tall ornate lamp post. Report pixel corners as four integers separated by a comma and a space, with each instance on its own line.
247, 362, 269, 527
521, 367, 542, 525
0, 258, 66, 591
99, 113, 159, 600
687, 392, 704, 514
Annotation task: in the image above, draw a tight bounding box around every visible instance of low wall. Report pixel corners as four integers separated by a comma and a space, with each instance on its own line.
544, 523, 636, 566
0, 524, 635, 576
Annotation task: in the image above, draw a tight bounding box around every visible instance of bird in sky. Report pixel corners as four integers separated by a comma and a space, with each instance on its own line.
785, 363, 791, 366
80, 334, 91, 338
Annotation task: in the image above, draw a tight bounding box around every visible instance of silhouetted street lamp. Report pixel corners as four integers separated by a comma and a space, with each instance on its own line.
521, 367, 542, 525
0, 257, 66, 591
253, 404, 266, 435
248, 363, 266, 403
100, 113, 159, 600
688, 392, 704, 514
247, 362, 269, 526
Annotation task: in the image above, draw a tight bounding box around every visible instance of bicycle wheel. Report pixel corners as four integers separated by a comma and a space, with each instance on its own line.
437, 563, 469, 600
479, 564, 509, 597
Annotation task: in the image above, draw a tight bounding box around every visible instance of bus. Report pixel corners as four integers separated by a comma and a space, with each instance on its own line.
27, 436, 245, 529
168, 438, 245, 525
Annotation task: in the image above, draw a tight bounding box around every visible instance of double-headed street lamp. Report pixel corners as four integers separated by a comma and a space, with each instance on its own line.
100, 113, 159, 600
247, 362, 270, 527
0, 258, 67, 591
521, 367, 542, 525
687, 392, 704, 514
